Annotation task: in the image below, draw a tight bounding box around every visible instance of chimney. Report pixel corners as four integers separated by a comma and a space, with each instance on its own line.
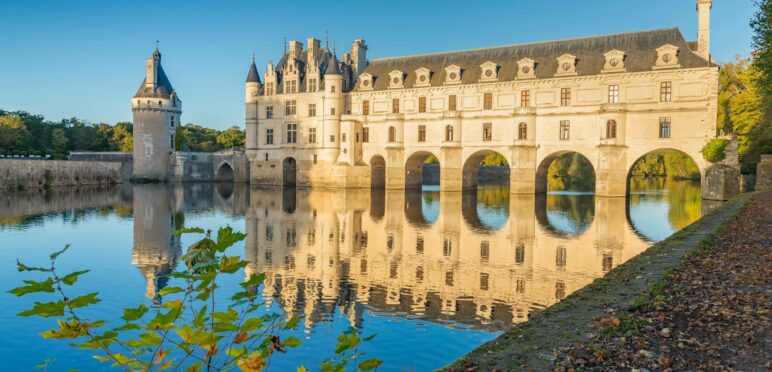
288, 40, 303, 59
697, 0, 712, 60
145, 57, 157, 89
307, 37, 320, 58
351, 39, 367, 77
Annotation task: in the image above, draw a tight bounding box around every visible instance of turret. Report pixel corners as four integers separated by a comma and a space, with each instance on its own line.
132, 48, 181, 181
245, 57, 261, 156
697, 0, 712, 61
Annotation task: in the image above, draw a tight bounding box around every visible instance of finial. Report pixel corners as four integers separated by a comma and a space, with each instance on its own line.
155, 40, 159, 51
333, 40, 336, 55
283, 37, 287, 55
325, 31, 329, 49
252, 49, 255, 63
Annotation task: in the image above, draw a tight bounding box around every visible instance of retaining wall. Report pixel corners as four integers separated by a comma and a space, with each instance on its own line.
0, 159, 128, 190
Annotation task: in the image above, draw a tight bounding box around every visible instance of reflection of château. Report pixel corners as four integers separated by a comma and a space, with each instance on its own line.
243, 187, 650, 330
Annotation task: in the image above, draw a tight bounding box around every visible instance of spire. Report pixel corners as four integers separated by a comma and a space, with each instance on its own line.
246, 58, 261, 83
153, 40, 161, 62
325, 52, 340, 76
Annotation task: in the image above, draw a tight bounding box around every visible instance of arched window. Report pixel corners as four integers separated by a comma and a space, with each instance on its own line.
445, 125, 454, 141
388, 127, 396, 142
518, 122, 528, 140
606, 120, 617, 139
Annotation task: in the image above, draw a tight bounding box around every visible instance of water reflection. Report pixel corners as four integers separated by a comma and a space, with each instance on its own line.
0, 180, 705, 363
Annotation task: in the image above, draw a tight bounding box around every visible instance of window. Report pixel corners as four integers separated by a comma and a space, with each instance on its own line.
559, 120, 570, 140
480, 273, 489, 291
362, 127, 369, 143
313, 154, 317, 164
443, 238, 452, 257
608, 85, 620, 103
445, 271, 454, 286
480, 241, 490, 262
660, 81, 672, 102
264, 153, 268, 161
606, 120, 617, 139
330, 108, 335, 115
418, 125, 426, 142
361, 100, 370, 115
285, 100, 296, 115
515, 243, 525, 264
392, 98, 399, 113
516, 278, 525, 293
602, 254, 613, 272
170, 116, 175, 127
416, 234, 424, 253
285, 80, 297, 94
445, 125, 454, 141
418, 97, 427, 113
308, 78, 317, 92
308, 128, 317, 144
266, 106, 274, 119
308, 104, 316, 117
388, 127, 396, 142
265, 82, 274, 96
518, 122, 528, 140
659, 117, 671, 138
286, 123, 297, 144
556, 246, 567, 268
561, 88, 571, 106
521, 90, 530, 107
448, 95, 457, 111
329, 135, 335, 143
483, 92, 493, 110
330, 84, 336, 93
483, 123, 492, 141
555, 281, 566, 300
265, 224, 273, 241
342, 133, 346, 142
266, 128, 274, 144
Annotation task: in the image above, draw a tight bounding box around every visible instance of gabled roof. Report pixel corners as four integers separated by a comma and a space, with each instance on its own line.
246, 61, 261, 83
354, 28, 714, 91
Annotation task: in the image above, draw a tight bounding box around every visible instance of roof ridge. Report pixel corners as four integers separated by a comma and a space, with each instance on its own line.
371, 27, 680, 62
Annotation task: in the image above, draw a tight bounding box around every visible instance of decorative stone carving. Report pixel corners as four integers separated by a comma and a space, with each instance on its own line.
359, 73, 374, 91
602, 49, 626, 73
444, 64, 462, 84
654, 44, 680, 69
517, 58, 536, 79
480, 61, 498, 82
555, 54, 577, 76
415, 67, 431, 87
389, 70, 405, 89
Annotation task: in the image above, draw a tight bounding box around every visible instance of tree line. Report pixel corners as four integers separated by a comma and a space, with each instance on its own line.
0, 109, 245, 159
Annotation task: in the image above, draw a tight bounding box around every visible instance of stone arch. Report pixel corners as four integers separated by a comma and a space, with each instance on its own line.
404, 189, 440, 226
404, 150, 439, 190
282, 157, 297, 186
536, 151, 596, 193
461, 186, 509, 233
535, 193, 595, 237
370, 155, 386, 189
462, 149, 510, 191
626, 148, 701, 194
215, 161, 234, 182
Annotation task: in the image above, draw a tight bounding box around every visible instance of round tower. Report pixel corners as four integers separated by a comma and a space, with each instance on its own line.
324, 52, 343, 161
131, 48, 182, 181
245, 57, 261, 160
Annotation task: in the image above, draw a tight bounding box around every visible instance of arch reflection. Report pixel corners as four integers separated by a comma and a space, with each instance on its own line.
535, 193, 595, 237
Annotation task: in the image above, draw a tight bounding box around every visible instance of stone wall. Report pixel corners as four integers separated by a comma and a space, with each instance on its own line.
756, 155, 772, 190
0, 159, 127, 190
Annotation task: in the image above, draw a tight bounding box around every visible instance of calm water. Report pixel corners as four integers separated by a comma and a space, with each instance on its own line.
0, 179, 703, 370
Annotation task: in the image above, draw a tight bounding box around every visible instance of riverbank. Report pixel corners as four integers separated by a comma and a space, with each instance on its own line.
444, 191, 768, 371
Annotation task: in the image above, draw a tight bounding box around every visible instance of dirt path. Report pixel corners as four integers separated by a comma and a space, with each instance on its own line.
554, 191, 771, 370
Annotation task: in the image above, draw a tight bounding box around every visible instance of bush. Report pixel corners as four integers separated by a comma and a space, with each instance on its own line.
701, 139, 730, 163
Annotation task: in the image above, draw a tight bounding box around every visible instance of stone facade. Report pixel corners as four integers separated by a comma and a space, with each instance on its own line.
756, 154, 772, 190
244, 1, 732, 198
0, 159, 126, 190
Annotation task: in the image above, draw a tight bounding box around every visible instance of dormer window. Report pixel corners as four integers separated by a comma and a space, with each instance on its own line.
517, 58, 536, 79
602, 50, 626, 73
444, 64, 462, 84
480, 61, 498, 82
555, 54, 577, 76
389, 70, 405, 89
359, 73, 374, 91
654, 44, 680, 69
415, 67, 431, 87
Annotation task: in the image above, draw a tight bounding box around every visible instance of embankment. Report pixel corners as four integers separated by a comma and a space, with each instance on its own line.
444, 192, 755, 371
0, 159, 129, 190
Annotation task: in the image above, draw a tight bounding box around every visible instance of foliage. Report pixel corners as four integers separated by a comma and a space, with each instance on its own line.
10, 226, 381, 371
480, 153, 508, 166
547, 153, 595, 192
701, 138, 730, 163
630, 150, 700, 180
751, 0, 772, 100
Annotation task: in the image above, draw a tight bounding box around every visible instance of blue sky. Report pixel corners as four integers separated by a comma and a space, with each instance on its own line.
0, 0, 757, 130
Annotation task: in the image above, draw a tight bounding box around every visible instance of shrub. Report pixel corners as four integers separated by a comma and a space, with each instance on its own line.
701, 138, 730, 163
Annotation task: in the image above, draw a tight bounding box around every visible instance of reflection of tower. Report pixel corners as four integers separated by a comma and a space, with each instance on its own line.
131, 184, 182, 305
509, 194, 536, 322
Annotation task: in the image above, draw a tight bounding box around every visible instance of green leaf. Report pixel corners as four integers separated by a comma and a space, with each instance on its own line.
113, 323, 141, 331
242, 273, 266, 287
215, 226, 246, 252
283, 316, 301, 330
362, 333, 378, 342
192, 305, 208, 328
33, 359, 55, 370
240, 318, 264, 333
146, 309, 179, 330
358, 359, 383, 371
9, 278, 55, 296
16, 259, 51, 272
69, 292, 100, 309
282, 336, 302, 348
125, 332, 163, 348
18, 300, 65, 317
50, 244, 71, 260
219, 256, 247, 274
122, 304, 149, 321
176, 325, 196, 343
297, 365, 308, 372
175, 227, 205, 235
213, 307, 239, 323
158, 286, 183, 296
61, 270, 90, 286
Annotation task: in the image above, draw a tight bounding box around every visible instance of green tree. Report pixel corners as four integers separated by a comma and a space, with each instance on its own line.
50, 128, 69, 159
216, 126, 246, 149
0, 114, 31, 153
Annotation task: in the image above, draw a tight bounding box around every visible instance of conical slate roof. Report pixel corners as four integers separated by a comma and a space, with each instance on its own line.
133, 50, 176, 99
246, 61, 261, 83
325, 53, 341, 76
